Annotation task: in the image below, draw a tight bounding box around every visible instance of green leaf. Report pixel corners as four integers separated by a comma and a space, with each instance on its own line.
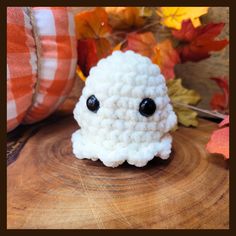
167, 78, 201, 127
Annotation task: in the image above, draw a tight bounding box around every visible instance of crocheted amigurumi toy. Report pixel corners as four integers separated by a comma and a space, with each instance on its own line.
72, 50, 177, 167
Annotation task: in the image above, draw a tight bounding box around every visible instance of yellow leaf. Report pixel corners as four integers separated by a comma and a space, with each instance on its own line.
113, 43, 122, 51
105, 7, 153, 29
137, 7, 153, 17
76, 67, 86, 81
157, 7, 209, 30
167, 79, 201, 127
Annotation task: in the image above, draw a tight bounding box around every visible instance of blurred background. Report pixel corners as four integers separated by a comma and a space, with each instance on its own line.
69, 7, 229, 110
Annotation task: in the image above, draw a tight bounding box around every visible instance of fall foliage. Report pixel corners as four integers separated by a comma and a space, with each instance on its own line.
210, 77, 229, 113
105, 7, 153, 29
73, 7, 229, 155
74, 7, 112, 39
120, 32, 180, 80
206, 116, 229, 159
167, 79, 201, 127
172, 20, 228, 62
75, 8, 113, 77
157, 7, 209, 30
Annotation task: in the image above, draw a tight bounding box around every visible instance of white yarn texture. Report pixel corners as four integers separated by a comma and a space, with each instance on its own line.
72, 50, 177, 167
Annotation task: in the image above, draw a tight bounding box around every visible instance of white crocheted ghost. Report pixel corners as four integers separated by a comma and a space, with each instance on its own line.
72, 50, 177, 167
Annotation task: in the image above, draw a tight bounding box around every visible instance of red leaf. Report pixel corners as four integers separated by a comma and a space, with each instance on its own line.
77, 38, 112, 77
206, 115, 229, 159
219, 115, 229, 127
172, 20, 229, 62
77, 39, 97, 77
172, 19, 196, 41
210, 77, 229, 112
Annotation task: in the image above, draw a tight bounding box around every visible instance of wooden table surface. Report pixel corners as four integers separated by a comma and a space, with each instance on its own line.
7, 116, 229, 229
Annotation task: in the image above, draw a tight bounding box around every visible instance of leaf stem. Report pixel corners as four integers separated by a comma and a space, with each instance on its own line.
173, 102, 226, 119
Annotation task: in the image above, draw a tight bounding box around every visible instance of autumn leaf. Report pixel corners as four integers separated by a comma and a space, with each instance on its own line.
157, 7, 209, 30
77, 38, 112, 77
172, 20, 229, 62
122, 33, 179, 79
74, 7, 113, 79
167, 79, 201, 127
210, 77, 229, 112
77, 39, 97, 77
76, 67, 86, 82
113, 42, 123, 51
152, 39, 180, 80
74, 7, 112, 39
206, 115, 229, 159
137, 7, 153, 17
123, 32, 157, 58
105, 7, 153, 30
219, 115, 229, 127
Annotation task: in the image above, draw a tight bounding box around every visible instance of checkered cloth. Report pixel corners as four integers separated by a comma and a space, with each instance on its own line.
7, 7, 77, 132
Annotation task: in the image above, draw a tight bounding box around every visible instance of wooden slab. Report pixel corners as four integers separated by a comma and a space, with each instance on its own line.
7, 117, 229, 229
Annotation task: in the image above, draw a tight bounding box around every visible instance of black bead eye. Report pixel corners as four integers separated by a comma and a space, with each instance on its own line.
86, 95, 100, 113
139, 98, 156, 117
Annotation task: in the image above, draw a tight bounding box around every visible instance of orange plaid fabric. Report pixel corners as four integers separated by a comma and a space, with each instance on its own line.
7, 7, 37, 132
7, 7, 77, 132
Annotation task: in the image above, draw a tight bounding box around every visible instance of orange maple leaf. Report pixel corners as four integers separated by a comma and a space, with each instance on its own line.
123, 32, 157, 58
152, 39, 180, 80
206, 116, 229, 159
74, 7, 112, 40
75, 7, 113, 79
122, 32, 179, 79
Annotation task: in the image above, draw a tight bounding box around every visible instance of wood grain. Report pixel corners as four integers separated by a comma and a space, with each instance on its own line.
7, 117, 229, 229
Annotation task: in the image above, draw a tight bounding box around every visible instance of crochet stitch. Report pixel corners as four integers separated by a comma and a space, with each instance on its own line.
72, 50, 177, 167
